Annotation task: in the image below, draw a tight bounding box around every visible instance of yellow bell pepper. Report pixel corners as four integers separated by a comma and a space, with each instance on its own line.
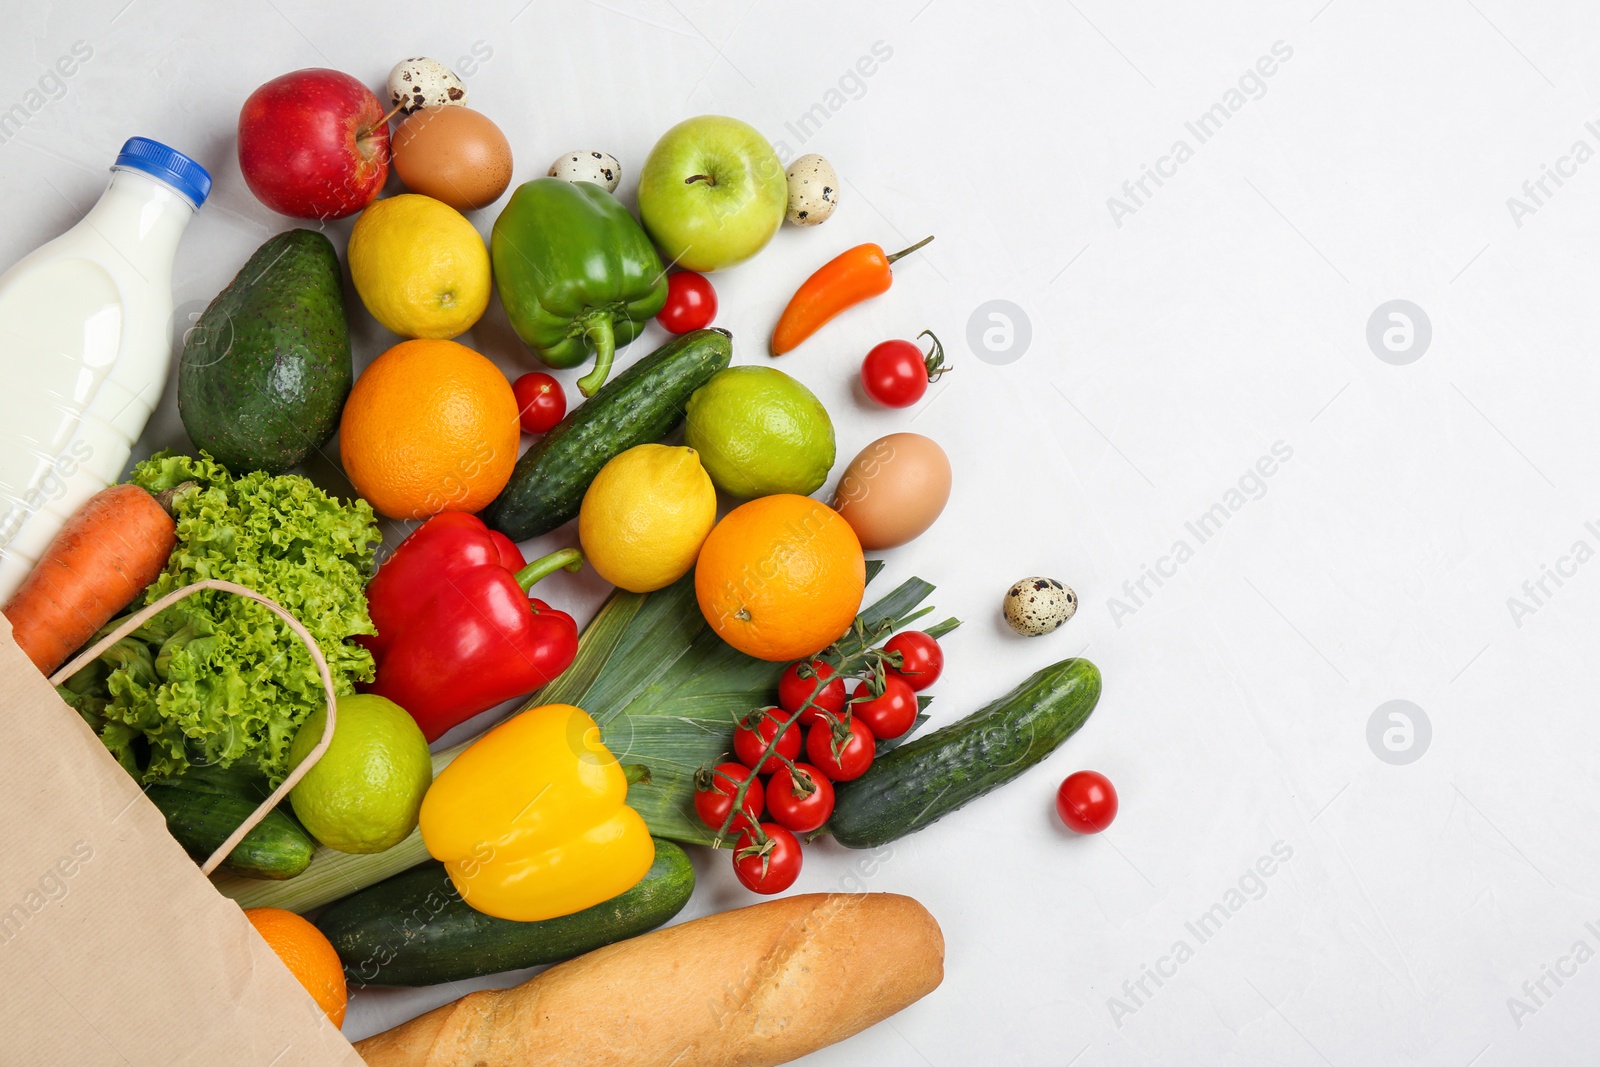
418, 703, 655, 922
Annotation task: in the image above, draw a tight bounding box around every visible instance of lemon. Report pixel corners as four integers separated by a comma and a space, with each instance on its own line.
579, 444, 717, 593
684, 366, 835, 497
348, 194, 490, 339
287, 694, 433, 854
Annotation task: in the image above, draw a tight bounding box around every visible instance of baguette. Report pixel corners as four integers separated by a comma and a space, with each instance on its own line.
356, 892, 943, 1067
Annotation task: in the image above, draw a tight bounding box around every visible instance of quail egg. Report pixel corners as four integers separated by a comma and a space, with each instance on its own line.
387, 58, 468, 114
784, 153, 839, 225
1002, 577, 1077, 636
548, 150, 621, 192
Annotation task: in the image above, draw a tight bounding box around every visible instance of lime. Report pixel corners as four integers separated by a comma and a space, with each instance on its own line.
287, 694, 433, 854
579, 444, 717, 592
684, 367, 835, 497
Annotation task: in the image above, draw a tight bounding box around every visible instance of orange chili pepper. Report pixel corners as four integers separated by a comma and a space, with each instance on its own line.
769, 235, 934, 356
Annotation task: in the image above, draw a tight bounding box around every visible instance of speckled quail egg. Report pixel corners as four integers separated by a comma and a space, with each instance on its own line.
548, 150, 621, 193
784, 153, 839, 225
388, 58, 468, 114
1003, 577, 1077, 636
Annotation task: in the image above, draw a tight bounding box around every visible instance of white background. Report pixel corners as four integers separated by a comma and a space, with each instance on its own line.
3, 0, 1597, 1063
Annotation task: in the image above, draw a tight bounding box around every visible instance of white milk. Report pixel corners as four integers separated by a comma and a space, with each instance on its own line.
0, 137, 210, 600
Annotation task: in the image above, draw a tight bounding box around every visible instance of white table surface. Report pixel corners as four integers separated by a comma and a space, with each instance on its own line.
4, 0, 1596, 1063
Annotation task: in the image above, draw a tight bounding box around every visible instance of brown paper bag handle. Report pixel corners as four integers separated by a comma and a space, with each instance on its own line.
48, 578, 339, 877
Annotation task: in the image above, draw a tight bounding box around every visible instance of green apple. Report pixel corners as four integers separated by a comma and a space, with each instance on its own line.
637, 116, 787, 272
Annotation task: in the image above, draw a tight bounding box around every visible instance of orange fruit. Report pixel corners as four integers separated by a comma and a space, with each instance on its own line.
244, 906, 348, 1027
694, 494, 865, 662
339, 338, 519, 519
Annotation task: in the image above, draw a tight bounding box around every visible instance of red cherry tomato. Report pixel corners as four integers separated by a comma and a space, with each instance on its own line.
734, 707, 801, 775
733, 822, 802, 894
1056, 770, 1118, 834
860, 330, 947, 408
765, 763, 835, 833
850, 676, 917, 741
511, 372, 567, 434
694, 762, 764, 835
883, 631, 944, 692
805, 718, 874, 781
778, 659, 847, 727
656, 271, 717, 334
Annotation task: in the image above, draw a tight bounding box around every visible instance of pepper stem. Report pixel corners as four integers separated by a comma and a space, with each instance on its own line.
514, 548, 583, 592
576, 317, 617, 398
884, 235, 935, 265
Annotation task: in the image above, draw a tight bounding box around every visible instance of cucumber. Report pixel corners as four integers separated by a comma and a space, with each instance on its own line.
482, 328, 733, 540
146, 782, 314, 880
317, 838, 695, 987
828, 657, 1101, 849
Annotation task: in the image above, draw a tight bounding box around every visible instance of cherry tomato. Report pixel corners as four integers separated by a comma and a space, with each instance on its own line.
805, 717, 874, 781
734, 707, 801, 775
860, 330, 947, 408
778, 659, 847, 727
656, 271, 717, 334
1056, 770, 1118, 834
732, 822, 802, 894
850, 676, 917, 741
694, 762, 764, 835
884, 631, 944, 692
511, 372, 566, 434
766, 763, 835, 833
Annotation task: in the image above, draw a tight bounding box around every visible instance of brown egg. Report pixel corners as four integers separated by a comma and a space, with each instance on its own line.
832, 432, 952, 550
392, 106, 512, 211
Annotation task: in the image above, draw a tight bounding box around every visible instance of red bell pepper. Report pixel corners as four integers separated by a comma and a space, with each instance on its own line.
360, 512, 582, 742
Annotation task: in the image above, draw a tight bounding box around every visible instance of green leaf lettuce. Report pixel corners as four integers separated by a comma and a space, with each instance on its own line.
59, 452, 381, 784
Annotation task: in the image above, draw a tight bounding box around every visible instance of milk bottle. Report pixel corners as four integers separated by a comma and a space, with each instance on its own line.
0, 137, 209, 600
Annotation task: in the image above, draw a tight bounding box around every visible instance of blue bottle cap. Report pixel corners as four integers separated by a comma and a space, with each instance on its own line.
114, 137, 211, 208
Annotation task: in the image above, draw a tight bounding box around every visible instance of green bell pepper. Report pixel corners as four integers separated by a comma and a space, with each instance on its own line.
491, 178, 669, 396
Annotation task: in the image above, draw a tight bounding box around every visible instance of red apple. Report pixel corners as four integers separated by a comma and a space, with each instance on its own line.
238, 68, 389, 220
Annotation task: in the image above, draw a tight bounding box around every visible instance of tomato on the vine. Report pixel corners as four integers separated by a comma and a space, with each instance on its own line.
805, 717, 874, 781
656, 271, 717, 334
511, 372, 567, 434
734, 707, 801, 775
694, 761, 764, 835
884, 631, 944, 692
766, 763, 835, 833
733, 822, 802, 894
860, 330, 948, 408
850, 675, 917, 741
778, 659, 847, 727
1056, 770, 1118, 834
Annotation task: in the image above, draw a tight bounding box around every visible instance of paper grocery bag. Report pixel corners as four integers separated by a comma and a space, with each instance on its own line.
0, 611, 365, 1066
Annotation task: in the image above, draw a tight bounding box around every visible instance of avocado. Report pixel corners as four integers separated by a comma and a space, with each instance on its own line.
179, 229, 351, 474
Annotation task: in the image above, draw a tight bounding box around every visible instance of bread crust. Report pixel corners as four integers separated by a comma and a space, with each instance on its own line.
356, 892, 944, 1067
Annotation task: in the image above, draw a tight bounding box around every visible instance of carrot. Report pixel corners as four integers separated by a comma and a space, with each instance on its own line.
769, 235, 934, 357
2, 483, 177, 675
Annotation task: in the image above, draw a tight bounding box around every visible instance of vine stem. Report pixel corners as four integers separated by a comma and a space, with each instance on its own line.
710, 613, 912, 848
